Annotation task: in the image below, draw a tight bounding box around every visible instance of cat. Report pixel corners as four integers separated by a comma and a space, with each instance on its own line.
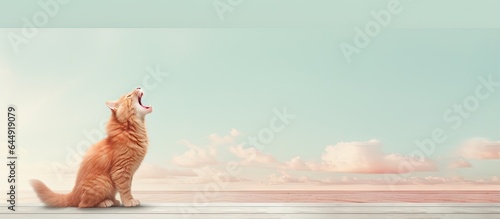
31, 87, 153, 208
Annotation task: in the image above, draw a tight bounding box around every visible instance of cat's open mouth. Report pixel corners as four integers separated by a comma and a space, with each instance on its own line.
138, 92, 151, 109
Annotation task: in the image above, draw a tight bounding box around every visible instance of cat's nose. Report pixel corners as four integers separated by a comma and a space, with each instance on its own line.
136, 87, 141, 90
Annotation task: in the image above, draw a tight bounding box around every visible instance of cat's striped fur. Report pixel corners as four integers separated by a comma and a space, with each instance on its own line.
31, 87, 153, 208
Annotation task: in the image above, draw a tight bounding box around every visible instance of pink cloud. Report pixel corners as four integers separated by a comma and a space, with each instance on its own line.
266, 172, 385, 185
171, 140, 218, 167
459, 139, 500, 159
135, 163, 196, 179
448, 158, 472, 169
136, 165, 250, 185
283, 156, 323, 171
230, 145, 278, 165
285, 156, 309, 170
326, 140, 436, 173
374, 176, 500, 186
305, 140, 437, 174
171, 129, 241, 168
243, 139, 438, 174
267, 171, 311, 185
321, 139, 385, 173
188, 166, 247, 184
208, 128, 240, 145
266, 173, 500, 186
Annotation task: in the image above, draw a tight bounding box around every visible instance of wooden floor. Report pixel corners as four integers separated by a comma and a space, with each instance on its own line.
2, 203, 499, 219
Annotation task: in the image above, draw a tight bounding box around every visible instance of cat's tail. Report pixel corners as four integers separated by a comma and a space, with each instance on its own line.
30, 179, 74, 207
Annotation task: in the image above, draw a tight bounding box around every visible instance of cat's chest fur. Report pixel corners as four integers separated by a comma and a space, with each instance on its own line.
109, 129, 148, 170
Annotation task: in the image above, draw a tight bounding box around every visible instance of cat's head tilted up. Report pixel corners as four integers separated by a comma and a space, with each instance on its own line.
106, 87, 153, 123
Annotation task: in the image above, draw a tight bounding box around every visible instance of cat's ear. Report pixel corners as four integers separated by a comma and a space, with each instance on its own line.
106, 101, 118, 111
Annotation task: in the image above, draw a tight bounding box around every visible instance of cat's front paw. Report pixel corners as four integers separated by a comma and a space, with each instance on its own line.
123, 199, 140, 207
112, 199, 121, 206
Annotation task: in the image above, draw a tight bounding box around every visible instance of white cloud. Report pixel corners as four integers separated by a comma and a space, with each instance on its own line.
171, 140, 218, 168
229, 144, 278, 165
208, 128, 240, 145
285, 156, 309, 170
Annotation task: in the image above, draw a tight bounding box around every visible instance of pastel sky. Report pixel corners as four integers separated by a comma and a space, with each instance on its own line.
0, 13, 499, 191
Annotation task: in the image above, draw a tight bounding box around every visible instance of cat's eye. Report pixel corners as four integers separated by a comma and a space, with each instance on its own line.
126, 94, 132, 98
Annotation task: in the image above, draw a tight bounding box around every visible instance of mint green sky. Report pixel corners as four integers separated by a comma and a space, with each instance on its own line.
0, 1, 499, 189
1, 28, 499, 178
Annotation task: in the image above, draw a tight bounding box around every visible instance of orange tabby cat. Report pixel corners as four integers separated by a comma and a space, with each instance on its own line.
31, 87, 153, 208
